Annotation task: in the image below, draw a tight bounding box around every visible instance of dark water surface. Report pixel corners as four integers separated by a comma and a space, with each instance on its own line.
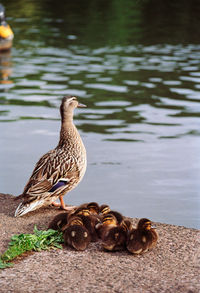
0, 0, 200, 228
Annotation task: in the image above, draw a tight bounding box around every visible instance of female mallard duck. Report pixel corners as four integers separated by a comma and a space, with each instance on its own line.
126, 218, 158, 255
15, 96, 87, 217
0, 4, 14, 51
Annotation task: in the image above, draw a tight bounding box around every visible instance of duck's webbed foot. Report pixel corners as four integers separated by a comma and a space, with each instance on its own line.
52, 196, 76, 211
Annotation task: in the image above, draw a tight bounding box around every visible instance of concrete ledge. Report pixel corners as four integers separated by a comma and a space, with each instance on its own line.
0, 193, 199, 293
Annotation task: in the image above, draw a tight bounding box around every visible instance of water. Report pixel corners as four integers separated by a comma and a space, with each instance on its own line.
0, 0, 200, 228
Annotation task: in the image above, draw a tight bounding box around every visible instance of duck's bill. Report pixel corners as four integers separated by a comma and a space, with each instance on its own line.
77, 103, 87, 108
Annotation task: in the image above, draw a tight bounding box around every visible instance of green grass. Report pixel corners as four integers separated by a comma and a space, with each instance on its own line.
0, 226, 64, 269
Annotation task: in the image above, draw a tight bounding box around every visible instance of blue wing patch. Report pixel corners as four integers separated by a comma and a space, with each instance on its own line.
49, 180, 68, 192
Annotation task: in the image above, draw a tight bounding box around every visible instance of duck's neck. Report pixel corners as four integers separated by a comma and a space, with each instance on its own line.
58, 113, 80, 147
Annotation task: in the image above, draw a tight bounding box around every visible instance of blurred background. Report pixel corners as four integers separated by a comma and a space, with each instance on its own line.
0, 0, 200, 228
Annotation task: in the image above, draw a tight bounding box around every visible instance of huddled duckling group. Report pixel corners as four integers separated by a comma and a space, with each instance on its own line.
48, 202, 158, 254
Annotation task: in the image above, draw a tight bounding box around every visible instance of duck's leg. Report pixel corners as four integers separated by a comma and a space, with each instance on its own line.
52, 196, 76, 211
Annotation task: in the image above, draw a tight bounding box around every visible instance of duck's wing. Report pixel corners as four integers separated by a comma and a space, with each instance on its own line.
22, 149, 79, 200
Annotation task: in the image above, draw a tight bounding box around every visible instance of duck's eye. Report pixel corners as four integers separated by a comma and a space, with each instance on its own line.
83, 232, 88, 238
71, 231, 76, 237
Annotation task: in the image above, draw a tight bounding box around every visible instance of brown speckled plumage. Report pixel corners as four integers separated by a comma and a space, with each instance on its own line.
15, 96, 87, 217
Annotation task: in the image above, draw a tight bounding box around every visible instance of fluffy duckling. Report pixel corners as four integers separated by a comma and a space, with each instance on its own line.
15, 96, 87, 217
96, 213, 118, 240
120, 219, 133, 232
78, 214, 100, 242
87, 202, 100, 215
64, 225, 91, 251
126, 218, 158, 255
48, 212, 69, 230
99, 204, 111, 215
99, 204, 124, 224
72, 206, 90, 217
68, 204, 100, 241
61, 214, 84, 232
102, 226, 127, 251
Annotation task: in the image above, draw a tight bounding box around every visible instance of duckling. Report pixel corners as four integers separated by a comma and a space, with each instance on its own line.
48, 212, 69, 230
72, 206, 91, 217
14, 96, 87, 217
109, 210, 124, 225
78, 214, 100, 242
99, 205, 124, 224
68, 205, 100, 241
120, 219, 133, 232
0, 4, 14, 51
99, 204, 111, 216
126, 218, 158, 255
96, 213, 118, 240
61, 214, 84, 232
102, 226, 127, 251
64, 225, 91, 251
87, 202, 100, 215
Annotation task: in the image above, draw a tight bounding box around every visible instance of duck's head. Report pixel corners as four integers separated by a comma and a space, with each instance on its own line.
137, 218, 153, 231
64, 225, 91, 251
87, 202, 100, 214
99, 204, 111, 215
102, 226, 127, 251
60, 96, 86, 122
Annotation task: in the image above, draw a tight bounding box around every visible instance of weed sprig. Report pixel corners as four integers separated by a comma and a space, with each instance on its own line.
0, 226, 64, 269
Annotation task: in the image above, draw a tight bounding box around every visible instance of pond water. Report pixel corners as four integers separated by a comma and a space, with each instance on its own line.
0, 0, 200, 228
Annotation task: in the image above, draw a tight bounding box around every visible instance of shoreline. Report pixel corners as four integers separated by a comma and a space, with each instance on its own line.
0, 193, 199, 293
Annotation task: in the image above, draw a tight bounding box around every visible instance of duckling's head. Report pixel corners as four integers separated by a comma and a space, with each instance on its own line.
60, 96, 86, 122
64, 225, 91, 251
102, 226, 127, 251
87, 202, 100, 214
137, 218, 153, 231
99, 204, 111, 215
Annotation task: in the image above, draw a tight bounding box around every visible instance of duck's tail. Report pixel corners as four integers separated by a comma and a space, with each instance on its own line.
14, 199, 45, 217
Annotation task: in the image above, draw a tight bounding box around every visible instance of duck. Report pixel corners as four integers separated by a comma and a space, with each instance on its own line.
15, 96, 87, 217
99, 204, 124, 225
67, 204, 100, 242
0, 4, 14, 51
102, 226, 127, 251
96, 213, 118, 240
78, 214, 100, 242
126, 218, 158, 255
64, 224, 91, 251
120, 219, 133, 232
99, 204, 111, 216
48, 211, 69, 230
87, 202, 100, 215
